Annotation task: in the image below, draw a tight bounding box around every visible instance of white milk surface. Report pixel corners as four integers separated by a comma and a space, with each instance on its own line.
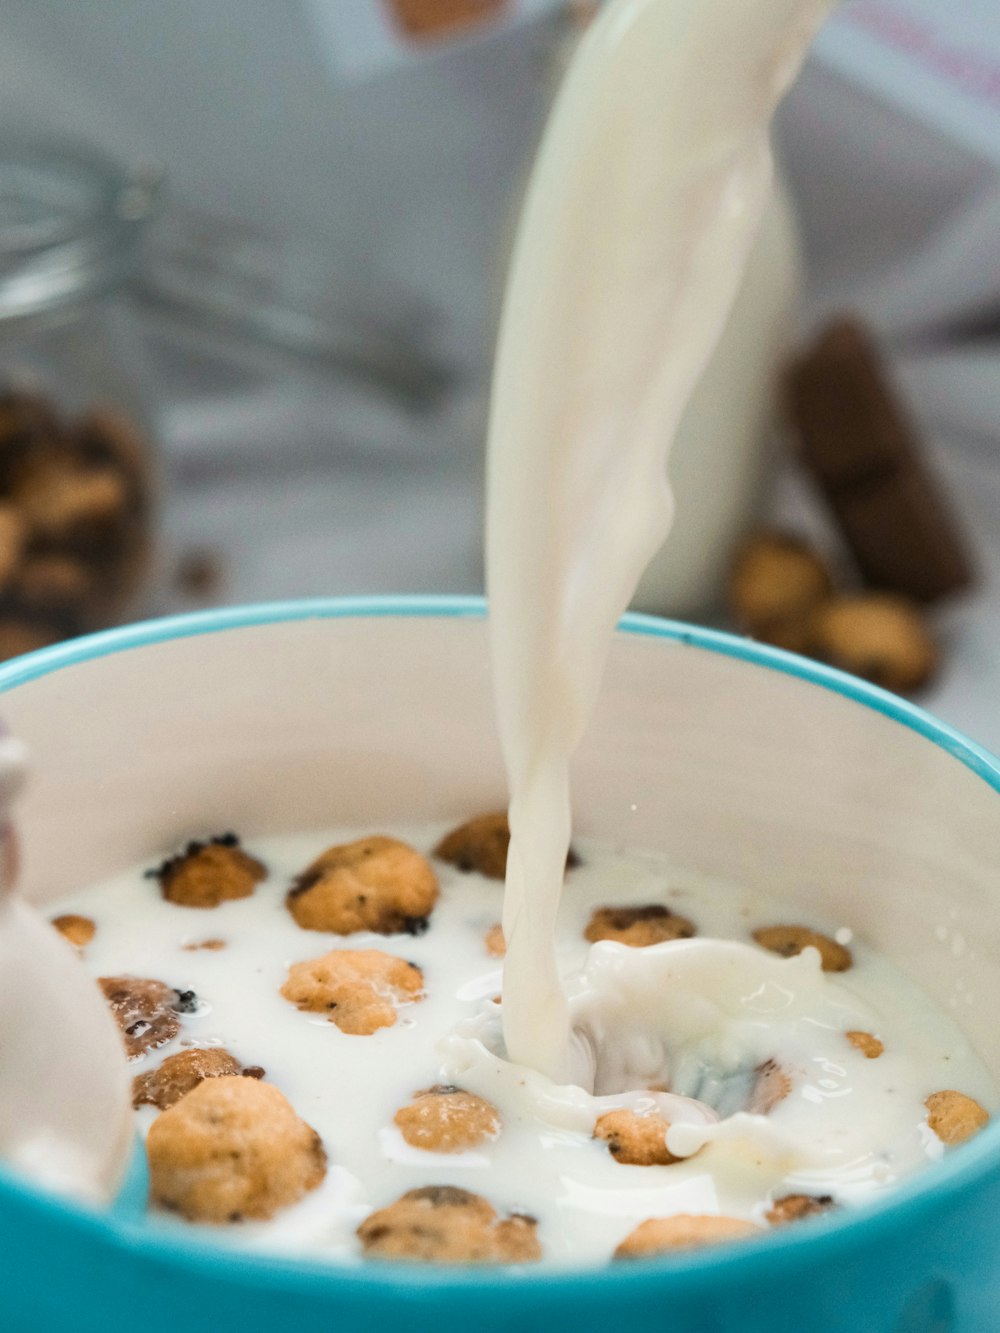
47, 823, 995, 1268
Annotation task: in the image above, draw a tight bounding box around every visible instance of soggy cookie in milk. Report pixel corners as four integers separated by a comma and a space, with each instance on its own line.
281, 947, 424, 1034
585, 903, 695, 947
132, 1047, 264, 1110
394, 1085, 501, 1153
357, 1186, 541, 1264
148, 833, 266, 909
99, 976, 192, 1059
147, 1078, 326, 1223
286, 836, 438, 935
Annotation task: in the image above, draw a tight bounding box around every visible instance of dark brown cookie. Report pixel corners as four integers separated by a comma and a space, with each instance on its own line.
752, 924, 852, 972
357, 1185, 541, 1264
98, 976, 193, 1059
147, 834, 266, 909
281, 948, 424, 1035
435, 812, 511, 879
593, 1109, 679, 1166
394, 1086, 501, 1153
787, 318, 974, 604
146, 1078, 326, 1223
287, 836, 438, 936
585, 904, 695, 948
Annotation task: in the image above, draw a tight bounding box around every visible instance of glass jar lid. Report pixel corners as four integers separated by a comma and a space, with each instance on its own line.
0, 135, 161, 324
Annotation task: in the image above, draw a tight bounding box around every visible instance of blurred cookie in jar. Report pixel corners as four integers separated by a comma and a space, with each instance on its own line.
0, 390, 154, 658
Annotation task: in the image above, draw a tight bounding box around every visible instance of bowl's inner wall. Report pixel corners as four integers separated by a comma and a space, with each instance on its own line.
5, 615, 1000, 1073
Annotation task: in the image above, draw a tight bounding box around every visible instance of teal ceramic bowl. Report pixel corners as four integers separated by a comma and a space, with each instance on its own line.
1, 596, 999, 1333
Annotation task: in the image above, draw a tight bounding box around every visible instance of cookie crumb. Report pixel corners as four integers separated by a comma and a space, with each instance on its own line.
585, 904, 695, 948
593, 1109, 678, 1166
148, 834, 266, 909
485, 922, 505, 957
182, 938, 226, 952
766, 1194, 837, 1226
357, 1185, 541, 1264
51, 913, 95, 950
281, 948, 424, 1035
132, 1047, 246, 1110
146, 1077, 326, 1223
394, 1086, 501, 1153
752, 924, 852, 972
925, 1090, 989, 1146
846, 1030, 884, 1059
614, 1214, 760, 1258
287, 836, 438, 936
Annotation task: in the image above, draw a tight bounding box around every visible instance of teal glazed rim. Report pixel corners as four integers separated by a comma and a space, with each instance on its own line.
1, 592, 1000, 1310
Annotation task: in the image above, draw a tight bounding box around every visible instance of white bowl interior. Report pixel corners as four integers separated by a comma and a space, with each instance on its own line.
6, 614, 1000, 1074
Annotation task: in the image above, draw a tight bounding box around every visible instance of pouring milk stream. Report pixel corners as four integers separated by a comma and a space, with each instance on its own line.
487, 0, 834, 1080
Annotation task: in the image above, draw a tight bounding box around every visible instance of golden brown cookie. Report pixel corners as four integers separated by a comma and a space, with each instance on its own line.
146, 1077, 326, 1223
484, 923, 506, 957
132, 1047, 255, 1110
51, 913, 95, 950
585, 904, 695, 948
281, 948, 424, 1035
593, 1109, 678, 1166
357, 1185, 541, 1264
925, 1090, 989, 1146
752, 924, 852, 972
287, 836, 438, 936
729, 533, 833, 654
148, 834, 266, 909
614, 1214, 761, 1258
98, 976, 190, 1059
846, 1030, 884, 1059
765, 1194, 837, 1226
808, 594, 937, 695
394, 1085, 501, 1153
746, 1059, 792, 1115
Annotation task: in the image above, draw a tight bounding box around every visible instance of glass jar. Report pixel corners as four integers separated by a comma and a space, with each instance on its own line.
0, 134, 160, 658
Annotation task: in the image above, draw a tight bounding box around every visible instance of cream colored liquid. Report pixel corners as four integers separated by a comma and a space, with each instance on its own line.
486, 0, 834, 1079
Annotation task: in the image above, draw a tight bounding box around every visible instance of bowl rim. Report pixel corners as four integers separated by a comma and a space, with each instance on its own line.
1, 590, 999, 1300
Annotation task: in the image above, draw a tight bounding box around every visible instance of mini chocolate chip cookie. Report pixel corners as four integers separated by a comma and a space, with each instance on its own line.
394, 1086, 501, 1153
281, 948, 424, 1035
287, 836, 438, 936
585, 904, 695, 948
148, 833, 266, 909
357, 1185, 541, 1264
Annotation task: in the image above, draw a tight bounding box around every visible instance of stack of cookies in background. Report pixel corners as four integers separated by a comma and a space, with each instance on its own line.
0, 392, 154, 660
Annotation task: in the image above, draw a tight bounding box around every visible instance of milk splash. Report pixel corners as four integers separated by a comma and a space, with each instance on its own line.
486, 0, 834, 1079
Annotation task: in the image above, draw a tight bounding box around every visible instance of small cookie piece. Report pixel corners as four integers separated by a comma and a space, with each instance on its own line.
729, 533, 833, 653
182, 938, 226, 951
98, 976, 188, 1059
435, 812, 510, 879
585, 904, 695, 948
846, 1030, 884, 1059
746, 1059, 792, 1115
752, 924, 852, 972
287, 836, 438, 936
766, 1194, 837, 1226
925, 1090, 989, 1146
281, 948, 423, 1035
146, 1077, 326, 1223
394, 1085, 501, 1153
51, 913, 95, 950
484, 922, 505, 957
593, 1109, 678, 1166
132, 1047, 249, 1110
614, 1214, 761, 1258
808, 594, 937, 695
148, 833, 266, 909
357, 1185, 541, 1264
